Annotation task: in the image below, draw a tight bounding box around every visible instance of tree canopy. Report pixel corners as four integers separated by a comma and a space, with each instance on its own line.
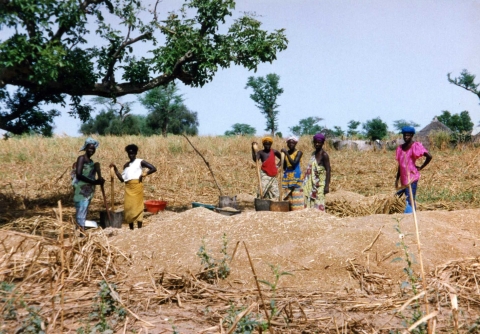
347, 120, 361, 137
362, 117, 388, 141
436, 110, 473, 133
392, 119, 420, 133
245, 73, 284, 136
224, 123, 256, 136
80, 97, 152, 136
138, 83, 198, 137
289, 117, 323, 136
0, 0, 288, 134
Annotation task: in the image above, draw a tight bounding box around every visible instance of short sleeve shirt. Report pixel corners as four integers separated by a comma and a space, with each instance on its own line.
395, 142, 428, 186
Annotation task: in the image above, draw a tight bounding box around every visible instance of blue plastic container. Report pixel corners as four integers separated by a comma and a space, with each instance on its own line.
192, 202, 215, 210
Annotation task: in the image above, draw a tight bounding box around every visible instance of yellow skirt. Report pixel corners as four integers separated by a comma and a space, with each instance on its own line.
124, 180, 144, 224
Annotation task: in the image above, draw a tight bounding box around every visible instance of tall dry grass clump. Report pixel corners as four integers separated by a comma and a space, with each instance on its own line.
427, 130, 451, 150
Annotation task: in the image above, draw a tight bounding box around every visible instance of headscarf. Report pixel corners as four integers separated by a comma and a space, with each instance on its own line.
313, 133, 325, 142
286, 135, 299, 143
401, 126, 416, 134
262, 136, 273, 144
79, 137, 99, 151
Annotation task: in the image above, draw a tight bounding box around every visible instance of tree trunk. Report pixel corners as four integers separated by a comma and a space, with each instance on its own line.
162, 123, 168, 137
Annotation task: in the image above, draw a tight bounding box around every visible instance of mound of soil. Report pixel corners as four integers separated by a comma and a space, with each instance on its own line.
110, 206, 480, 293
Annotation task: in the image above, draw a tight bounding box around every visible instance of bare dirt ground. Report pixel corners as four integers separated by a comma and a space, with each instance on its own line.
2, 191, 480, 333
91, 192, 480, 333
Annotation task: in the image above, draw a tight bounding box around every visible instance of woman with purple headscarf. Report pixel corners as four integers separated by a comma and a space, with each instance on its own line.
302, 133, 331, 211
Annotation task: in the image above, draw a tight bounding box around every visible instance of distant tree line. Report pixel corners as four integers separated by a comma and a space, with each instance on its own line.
81, 83, 199, 137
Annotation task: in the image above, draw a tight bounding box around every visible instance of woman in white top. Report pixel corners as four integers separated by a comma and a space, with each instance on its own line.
110, 144, 157, 229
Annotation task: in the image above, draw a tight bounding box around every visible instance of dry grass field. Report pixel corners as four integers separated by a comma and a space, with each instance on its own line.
1, 135, 480, 215
1, 135, 480, 333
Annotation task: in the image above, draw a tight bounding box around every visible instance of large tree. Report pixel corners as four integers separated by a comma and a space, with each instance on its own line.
289, 117, 323, 136
392, 119, 420, 134
0, 88, 61, 136
139, 83, 198, 137
245, 73, 284, 136
80, 98, 144, 135
224, 123, 256, 136
0, 0, 288, 135
436, 110, 473, 133
347, 120, 361, 137
362, 117, 388, 141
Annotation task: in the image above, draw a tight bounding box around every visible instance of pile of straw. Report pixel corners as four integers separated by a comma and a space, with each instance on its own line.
346, 261, 394, 294
0, 215, 75, 237
326, 194, 405, 217
0, 227, 129, 332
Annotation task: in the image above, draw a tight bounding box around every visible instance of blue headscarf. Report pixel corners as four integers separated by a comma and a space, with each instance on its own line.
401, 126, 416, 134
79, 137, 99, 151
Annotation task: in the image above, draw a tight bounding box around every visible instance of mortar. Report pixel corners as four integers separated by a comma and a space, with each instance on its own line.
254, 198, 271, 211
270, 201, 290, 212
99, 209, 124, 228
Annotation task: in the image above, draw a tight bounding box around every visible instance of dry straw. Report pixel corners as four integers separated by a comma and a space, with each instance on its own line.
1, 135, 480, 215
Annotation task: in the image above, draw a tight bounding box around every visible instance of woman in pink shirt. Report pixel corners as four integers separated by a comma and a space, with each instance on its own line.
395, 126, 432, 213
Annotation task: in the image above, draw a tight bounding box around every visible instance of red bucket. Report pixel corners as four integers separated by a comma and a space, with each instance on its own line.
144, 200, 167, 214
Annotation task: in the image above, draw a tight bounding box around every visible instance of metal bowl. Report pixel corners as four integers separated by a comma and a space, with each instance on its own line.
214, 208, 242, 216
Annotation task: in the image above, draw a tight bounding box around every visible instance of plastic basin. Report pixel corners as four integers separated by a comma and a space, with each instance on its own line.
192, 202, 215, 210
145, 200, 167, 214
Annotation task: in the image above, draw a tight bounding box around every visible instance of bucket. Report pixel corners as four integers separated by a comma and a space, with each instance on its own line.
99, 209, 124, 229
270, 201, 290, 212
254, 198, 271, 211
219, 195, 239, 210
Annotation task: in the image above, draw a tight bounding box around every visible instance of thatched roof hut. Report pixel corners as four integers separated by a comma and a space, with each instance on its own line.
415, 117, 452, 149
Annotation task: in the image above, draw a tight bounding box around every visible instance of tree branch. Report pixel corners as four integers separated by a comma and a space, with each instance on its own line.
51, 0, 104, 42
447, 72, 480, 98
449, 81, 480, 96
102, 29, 152, 86
2, 1, 38, 38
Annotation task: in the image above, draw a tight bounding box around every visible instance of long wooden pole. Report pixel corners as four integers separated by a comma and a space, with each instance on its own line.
252, 143, 263, 198
110, 167, 115, 211
407, 184, 430, 316
243, 242, 273, 334
279, 152, 285, 201
182, 134, 223, 196
94, 162, 112, 223
58, 200, 65, 332
405, 150, 431, 332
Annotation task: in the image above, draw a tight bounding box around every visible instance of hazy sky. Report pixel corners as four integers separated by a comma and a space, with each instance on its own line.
49, 0, 480, 136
